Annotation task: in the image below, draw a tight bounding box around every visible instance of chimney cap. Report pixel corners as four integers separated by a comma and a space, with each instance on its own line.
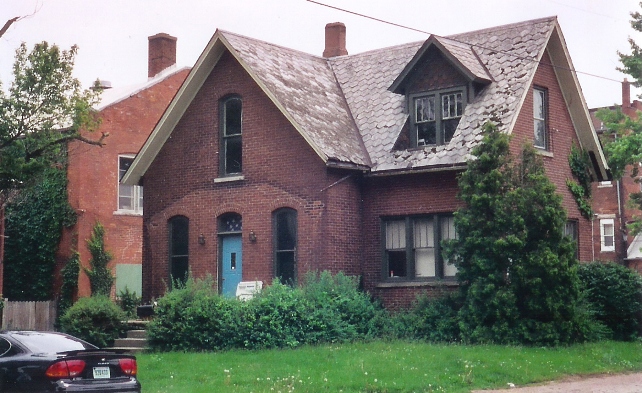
148, 32, 177, 42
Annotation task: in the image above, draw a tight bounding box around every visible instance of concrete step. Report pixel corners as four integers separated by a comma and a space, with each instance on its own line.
109, 346, 146, 354
113, 337, 147, 348
126, 330, 147, 339
108, 330, 148, 354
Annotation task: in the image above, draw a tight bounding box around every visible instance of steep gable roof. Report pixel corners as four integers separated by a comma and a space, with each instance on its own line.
123, 16, 609, 185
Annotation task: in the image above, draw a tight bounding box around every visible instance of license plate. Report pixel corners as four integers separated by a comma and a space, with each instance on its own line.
93, 366, 111, 379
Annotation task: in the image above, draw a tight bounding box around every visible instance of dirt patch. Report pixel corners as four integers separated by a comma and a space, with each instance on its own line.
471, 372, 642, 392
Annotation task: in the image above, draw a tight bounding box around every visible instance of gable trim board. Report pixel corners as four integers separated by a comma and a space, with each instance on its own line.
123, 16, 608, 187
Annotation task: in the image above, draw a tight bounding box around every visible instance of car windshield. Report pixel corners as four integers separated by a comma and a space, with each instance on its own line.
9, 332, 96, 353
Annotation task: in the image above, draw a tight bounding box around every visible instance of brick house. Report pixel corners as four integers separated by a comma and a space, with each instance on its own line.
124, 17, 609, 309
57, 34, 188, 298
589, 79, 642, 271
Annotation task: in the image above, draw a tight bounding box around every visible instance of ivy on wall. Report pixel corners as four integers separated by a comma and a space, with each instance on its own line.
4, 166, 76, 301
58, 251, 80, 321
566, 145, 594, 220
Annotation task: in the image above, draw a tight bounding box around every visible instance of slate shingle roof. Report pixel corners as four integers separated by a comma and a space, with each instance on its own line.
222, 32, 370, 167
221, 17, 557, 173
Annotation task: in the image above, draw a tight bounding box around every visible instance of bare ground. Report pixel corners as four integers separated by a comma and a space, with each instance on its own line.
471, 372, 642, 392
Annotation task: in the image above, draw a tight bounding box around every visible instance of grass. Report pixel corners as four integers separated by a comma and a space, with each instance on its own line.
137, 340, 642, 392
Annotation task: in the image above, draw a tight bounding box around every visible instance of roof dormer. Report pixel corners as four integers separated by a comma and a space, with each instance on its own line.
389, 36, 492, 149
389, 35, 492, 95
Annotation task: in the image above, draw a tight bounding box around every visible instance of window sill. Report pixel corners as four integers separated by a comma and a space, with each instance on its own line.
535, 148, 553, 158
114, 210, 143, 217
376, 279, 458, 288
214, 175, 245, 183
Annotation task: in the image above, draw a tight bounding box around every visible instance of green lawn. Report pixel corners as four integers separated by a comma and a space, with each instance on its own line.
137, 340, 642, 392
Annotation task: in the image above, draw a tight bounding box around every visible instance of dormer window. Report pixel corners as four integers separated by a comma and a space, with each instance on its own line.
411, 88, 465, 147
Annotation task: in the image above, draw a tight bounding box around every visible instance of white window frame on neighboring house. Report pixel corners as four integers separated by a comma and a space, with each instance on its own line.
117, 155, 143, 215
600, 218, 615, 252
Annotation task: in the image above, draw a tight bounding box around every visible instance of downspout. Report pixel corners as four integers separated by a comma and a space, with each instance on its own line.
616, 177, 626, 264
591, 215, 595, 262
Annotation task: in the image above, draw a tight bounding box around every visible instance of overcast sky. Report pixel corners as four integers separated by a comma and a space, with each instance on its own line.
1, 0, 641, 109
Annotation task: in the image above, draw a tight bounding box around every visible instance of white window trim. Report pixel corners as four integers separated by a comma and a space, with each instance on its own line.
600, 218, 615, 252
116, 155, 143, 215
533, 87, 548, 150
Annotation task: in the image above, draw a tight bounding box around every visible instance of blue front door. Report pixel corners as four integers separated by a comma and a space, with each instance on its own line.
221, 235, 242, 297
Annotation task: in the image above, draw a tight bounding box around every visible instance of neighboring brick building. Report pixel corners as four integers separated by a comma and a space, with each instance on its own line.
590, 79, 642, 271
124, 18, 609, 309
57, 34, 188, 298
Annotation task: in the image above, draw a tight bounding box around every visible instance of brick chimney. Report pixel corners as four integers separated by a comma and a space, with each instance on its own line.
323, 22, 348, 58
148, 33, 177, 78
623, 78, 631, 110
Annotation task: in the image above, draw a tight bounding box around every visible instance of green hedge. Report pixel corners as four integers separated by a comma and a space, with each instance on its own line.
59, 296, 126, 348
578, 262, 642, 341
147, 272, 390, 352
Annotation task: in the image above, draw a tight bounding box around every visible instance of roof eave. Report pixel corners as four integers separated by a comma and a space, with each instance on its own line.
123, 30, 334, 186
122, 30, 228, 185
547, 22, 610, 181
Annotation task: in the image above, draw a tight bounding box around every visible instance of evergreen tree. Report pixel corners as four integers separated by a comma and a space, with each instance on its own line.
445, 123, 582, 345
84, 222, 114, 297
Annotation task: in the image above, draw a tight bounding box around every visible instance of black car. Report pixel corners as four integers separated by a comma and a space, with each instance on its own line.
0, 331, 141, 392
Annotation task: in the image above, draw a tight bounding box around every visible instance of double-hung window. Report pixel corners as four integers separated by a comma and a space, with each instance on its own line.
220, 96, 242, 176
600, 218, 615, 252
384, 215, 458, 280
118, 155, 143, 214
533, 87, 548, 150
565, 220, 579, 259
412, 88, 465, 147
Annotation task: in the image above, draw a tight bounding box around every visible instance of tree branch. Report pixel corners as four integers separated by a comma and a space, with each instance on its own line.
0, 17, 19, 39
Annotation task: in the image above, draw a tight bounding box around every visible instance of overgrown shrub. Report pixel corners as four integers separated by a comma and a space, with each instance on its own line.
147, 272, 392, 352
147, 277, 245, 352
59, 296, 126, 347
578, 262, 642, 340
243, 282, 314, 349
300, 271, 387, 340
407, 293, 461, 342
117, 287, 141, 319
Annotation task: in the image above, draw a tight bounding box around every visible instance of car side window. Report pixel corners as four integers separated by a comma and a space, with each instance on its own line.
0, 337, 12, 357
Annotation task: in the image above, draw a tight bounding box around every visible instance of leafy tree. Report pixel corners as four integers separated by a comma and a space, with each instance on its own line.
618, 4, 642, 87
445, 123, 582, 345
597, 4, 642, 235
0, 41, 104, 206
84, 222, 114, 296
3, 166, 76, 300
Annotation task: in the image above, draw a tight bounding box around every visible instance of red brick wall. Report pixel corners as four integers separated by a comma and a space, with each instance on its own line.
361, 171, 462, 309
59, 69, 188, 298
142, 51, 363, 301
141, 46, 601, 310
508, 50, 593, 263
